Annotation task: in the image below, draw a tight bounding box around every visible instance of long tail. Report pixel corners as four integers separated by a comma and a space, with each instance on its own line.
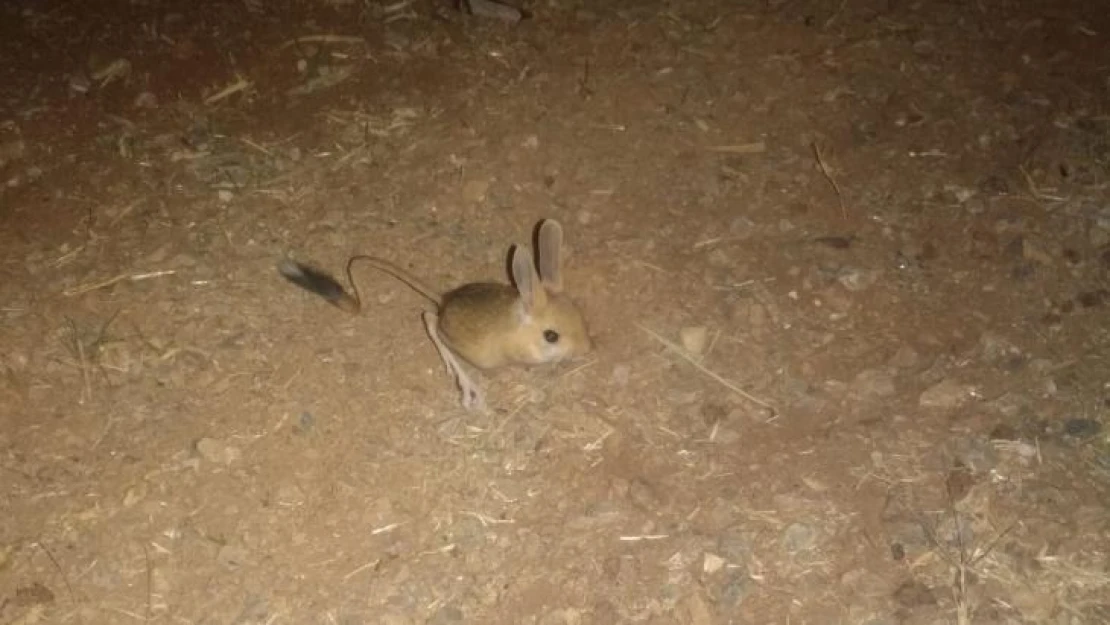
278, 255, 441, 313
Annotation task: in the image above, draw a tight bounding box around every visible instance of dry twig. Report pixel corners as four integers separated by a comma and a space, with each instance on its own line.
63, 270, 176, 297
813, 142, 847, 220
637, 323, 776, 414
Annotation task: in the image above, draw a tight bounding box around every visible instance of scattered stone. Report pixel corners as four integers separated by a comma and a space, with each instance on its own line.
539, 608, 582, 625
122, 483, 146, 508
702, 552, 726, 574
680, 326, 709, 355
464, 0, 525, 22
781, 523, 818, 553
888, 344, 920, 369
1021, 239, 1054, 266
297, 411, 315, 433
134, 91, 158, 108
716, 526, 750, 563
978, 331, 1020, 364
707, 248, 732, 267
851, 368, 897, 399
837, 267, 881, 292
169, 252, 199, 268
275, 483, 305, 506
944, 183, 976, 203
195, 438, 241, 465
610, 364, 631, 387
918, 378, 975, 409
1063, 418, 1101, 440
461, 179, 489, 203
679, 591, 714, 625
627, 478, 663, 512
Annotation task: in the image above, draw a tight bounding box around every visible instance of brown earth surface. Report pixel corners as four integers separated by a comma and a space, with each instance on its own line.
2, 0, 1109, 623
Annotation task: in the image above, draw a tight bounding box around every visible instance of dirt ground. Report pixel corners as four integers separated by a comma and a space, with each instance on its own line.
2, 0, 1109, 623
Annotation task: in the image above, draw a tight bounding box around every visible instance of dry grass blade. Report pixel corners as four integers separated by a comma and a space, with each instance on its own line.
706, 141, 766, 154
636, 323, 776, 414
63, 270, 176, 297
35, 541, 76, 607
812, 142, 847, 220
204, 75, 252, 105
279, 35, 366, 49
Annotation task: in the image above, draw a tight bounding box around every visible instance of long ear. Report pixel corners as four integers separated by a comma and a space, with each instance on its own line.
536, 219, 564, 293
511, 245, 547, 315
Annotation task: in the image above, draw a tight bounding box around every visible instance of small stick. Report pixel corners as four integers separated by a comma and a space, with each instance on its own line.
1018, 164, 1067, 202
109, 199, 143, 226
706, 142, 766, 154
204, 76, 252, 105
637, 323, 776, 414
812, 142, 847, 220
279, 35, 366, 49
64, 270, 176, 297
143, 544, 152, 623
35, 541, 77, 607
342, 558, 380, 581
76, 328, 92, 403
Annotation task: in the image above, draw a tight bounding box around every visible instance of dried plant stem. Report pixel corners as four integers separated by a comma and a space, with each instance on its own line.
637, 323, 776, 414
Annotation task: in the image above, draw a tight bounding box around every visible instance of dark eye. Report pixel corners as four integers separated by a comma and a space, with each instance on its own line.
543, 329, 560, 344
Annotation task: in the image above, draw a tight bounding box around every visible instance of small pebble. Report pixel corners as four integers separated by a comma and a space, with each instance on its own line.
888, 344, 920, 369
680, 326, 708, 355
195, 437, 241, 465
781, 522, 818, 553
837, 267, 880, 292
702, 552, 725, 574
297, 411, 315, 433
851, 368, 897, 399
610, 364, 631, 387
918, 378, 975, 409
1063, 418, 1101, 440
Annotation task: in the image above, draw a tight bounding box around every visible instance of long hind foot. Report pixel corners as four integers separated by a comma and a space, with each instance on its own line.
423, 312, 485, 411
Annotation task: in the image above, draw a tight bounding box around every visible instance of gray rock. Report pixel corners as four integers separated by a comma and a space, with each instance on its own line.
918, 379, 975, 409
851, 368, 897, 399
1063, 418, 1101, 439
781, 523, 818, 553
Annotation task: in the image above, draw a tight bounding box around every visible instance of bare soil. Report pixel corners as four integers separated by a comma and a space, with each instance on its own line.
2, 0, 1109, 623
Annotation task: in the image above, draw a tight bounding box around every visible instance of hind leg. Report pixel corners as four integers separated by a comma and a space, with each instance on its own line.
423, 311, 484, 410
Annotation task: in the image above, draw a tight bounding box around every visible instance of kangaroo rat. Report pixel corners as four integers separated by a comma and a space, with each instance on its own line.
278, 219, 592, 410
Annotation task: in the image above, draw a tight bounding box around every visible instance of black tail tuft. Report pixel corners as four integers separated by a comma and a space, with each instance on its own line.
278, 259, 349, 304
